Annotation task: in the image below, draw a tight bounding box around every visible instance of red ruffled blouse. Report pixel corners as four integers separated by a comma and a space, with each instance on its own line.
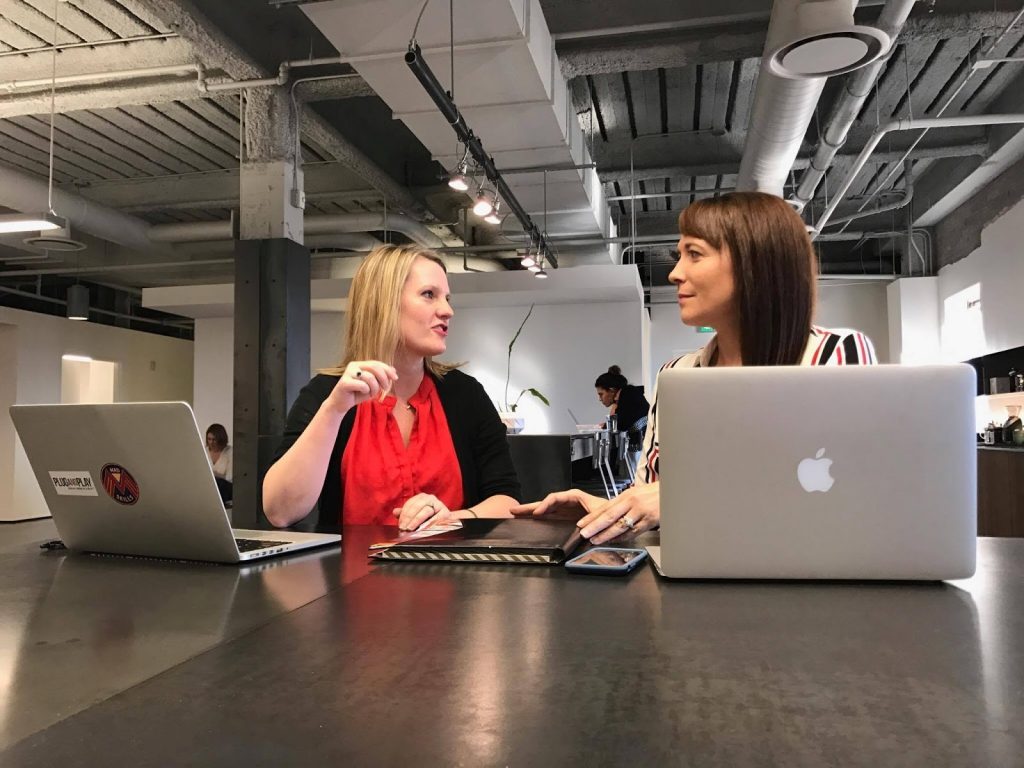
340, 373, 463, 525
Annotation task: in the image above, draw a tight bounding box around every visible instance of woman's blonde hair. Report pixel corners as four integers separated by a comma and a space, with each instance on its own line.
319, 244, 459, 378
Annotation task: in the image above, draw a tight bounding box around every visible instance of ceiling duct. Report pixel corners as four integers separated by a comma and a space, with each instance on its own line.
792, 0, 915, 210
23, 219, 88, 253
301, 0, 615, 268
767, 0, 889, 79
738, 0, 890, 197
0, 162, 167, 255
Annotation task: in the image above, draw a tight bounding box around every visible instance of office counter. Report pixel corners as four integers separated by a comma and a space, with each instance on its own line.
1, 528, 1023, 766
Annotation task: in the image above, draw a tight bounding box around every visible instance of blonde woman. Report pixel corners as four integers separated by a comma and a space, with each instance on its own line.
263, 245, 520, 531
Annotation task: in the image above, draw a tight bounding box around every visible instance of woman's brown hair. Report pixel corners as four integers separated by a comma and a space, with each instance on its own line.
320, 244, 458, 378
677, 191, 817, 366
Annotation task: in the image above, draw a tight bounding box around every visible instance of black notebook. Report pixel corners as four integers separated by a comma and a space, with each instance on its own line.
370, 518, 585, 565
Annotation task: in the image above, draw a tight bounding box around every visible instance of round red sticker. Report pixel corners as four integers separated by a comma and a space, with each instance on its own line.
100, 464, 140, 506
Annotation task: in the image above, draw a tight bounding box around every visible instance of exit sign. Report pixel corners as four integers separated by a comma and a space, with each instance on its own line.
697, 326, 715, 333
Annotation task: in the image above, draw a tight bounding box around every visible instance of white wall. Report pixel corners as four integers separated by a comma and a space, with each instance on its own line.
443, 301, 645, 433
937, 196, 1024, 361
192, 317, 233, 441
648, 281, 890, 384
191, 301, 645, 437
648, 303, 712, 385
887, 277, 941, 364
192, 313, 345, 442
60, 359, 117, 404
0, 325, 15, 525
0, 306, 194, 521
815, 281, 890, 363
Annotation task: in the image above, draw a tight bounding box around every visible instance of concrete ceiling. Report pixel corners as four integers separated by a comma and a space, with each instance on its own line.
0, 0, 1022, 329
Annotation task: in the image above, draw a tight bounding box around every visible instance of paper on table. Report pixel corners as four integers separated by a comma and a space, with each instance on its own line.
368, 521, 464, 551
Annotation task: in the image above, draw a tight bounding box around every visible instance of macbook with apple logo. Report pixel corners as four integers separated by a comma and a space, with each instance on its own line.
647, 364, 977, 579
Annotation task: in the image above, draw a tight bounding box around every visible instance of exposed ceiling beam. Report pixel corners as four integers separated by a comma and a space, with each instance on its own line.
558, 23, 765, 79
598, 141, 989, 182
557, 10, 1024, 77
68, 162, 378, 211
124, 0, 425, 215
0, 37, 193, 82
0, 76, 374, 120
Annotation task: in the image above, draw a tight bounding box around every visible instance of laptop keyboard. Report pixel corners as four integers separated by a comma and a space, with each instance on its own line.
235, 538, 292, 553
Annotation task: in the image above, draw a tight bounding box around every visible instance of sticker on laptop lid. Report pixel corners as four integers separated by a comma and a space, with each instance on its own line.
100, 464, 140, 506
49, 471, 98, 497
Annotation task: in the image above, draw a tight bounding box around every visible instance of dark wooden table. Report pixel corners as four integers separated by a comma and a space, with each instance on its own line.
1, 526, 1022, 766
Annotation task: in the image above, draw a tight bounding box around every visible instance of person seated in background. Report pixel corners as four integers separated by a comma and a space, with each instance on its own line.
513, 191, 877, 542
205, 423, 233, 503
263, 244, 520, 533
594, 365, 650, 455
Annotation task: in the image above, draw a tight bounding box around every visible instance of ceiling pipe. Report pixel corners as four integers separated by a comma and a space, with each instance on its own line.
147, 220, 235, 243
738, 0, 891, 197
305, 234, 384, 252
0, 228, 910, 278
304, 213, 445, 248
147, 213, 445, 249
812, 114, 1024, 233
0, 162, 169, 255
792, 0, 917, 209
823, 183, 913, 230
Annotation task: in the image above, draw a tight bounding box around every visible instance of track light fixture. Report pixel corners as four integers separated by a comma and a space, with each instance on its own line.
483, 200, 502, 225
447, 146, 471, 191
405, 44, 557, 269
472, 187, 495, 217
448, 164, 470, 192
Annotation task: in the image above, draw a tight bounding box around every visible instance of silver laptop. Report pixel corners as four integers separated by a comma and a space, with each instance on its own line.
10, 402, 340, 563
648, 364, 976, 580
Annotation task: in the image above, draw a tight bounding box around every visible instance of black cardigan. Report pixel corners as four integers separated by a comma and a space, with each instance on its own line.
272, 368, 521, 532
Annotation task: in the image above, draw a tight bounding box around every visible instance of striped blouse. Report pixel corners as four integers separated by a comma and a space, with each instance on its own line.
637, 326, 877, 485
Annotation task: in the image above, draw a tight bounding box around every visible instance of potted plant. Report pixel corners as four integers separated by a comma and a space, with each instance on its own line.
498, 304, 550, 434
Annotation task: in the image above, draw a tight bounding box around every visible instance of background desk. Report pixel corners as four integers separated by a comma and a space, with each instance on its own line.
506, 432, 600, 502
1, 528, 1022, 766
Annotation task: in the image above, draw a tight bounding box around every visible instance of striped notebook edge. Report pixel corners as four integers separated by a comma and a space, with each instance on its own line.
372, 549, 559, 565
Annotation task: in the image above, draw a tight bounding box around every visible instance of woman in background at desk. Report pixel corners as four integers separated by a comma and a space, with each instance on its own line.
205, 423, 233, 503
595, 365, 650, 457
263, 244, 520, 532
513, 191, 876, 542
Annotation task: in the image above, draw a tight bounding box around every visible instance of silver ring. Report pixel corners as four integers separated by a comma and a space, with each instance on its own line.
620, 515, 636, 529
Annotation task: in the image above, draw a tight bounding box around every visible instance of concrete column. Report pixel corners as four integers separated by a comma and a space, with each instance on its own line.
232, 87, 310, 529
232, 238, 310, 530
239, 88, 305, 243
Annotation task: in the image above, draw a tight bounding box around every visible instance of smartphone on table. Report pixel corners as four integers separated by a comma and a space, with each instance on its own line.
564, 547, 648, 575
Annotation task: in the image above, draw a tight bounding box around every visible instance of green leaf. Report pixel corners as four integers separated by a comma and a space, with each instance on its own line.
526, 388, 550, 406
505, 303, 535, 412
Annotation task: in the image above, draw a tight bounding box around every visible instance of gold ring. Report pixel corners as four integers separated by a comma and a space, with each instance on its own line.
620, 515, 636, 529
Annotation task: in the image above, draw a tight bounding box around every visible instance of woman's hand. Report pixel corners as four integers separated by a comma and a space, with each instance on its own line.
577, 482, 660, 545
395, 493, 460, 531
510, 489, 606, 520
325, 361, 398, 416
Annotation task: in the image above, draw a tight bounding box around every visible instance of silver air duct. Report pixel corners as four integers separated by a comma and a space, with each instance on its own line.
737, 0, 891, 197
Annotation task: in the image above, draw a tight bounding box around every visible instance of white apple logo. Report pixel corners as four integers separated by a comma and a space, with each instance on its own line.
797, 448, 835, 493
